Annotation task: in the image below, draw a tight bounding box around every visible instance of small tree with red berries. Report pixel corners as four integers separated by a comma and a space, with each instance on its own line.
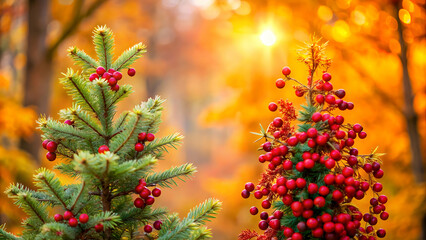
0, 26, 220, 240
239, 39, 388, 240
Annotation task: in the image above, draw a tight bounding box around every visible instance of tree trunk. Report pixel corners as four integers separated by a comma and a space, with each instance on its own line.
21, 0, 52, 163
394, 3, 426, 239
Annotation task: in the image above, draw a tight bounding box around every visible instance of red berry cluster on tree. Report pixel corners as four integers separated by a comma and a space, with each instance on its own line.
89, 67, 136, 91
135, 132, 155, 152
239, 40, 387, 240
134, 178, 162, 209
53, 210, 102, 232
42, 139, 58, 161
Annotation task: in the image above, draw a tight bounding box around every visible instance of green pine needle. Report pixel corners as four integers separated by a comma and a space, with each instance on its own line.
67, 46, 98, 71
93, 25, 115, 70
113, 42, 147, 71
146, 163, 197, 188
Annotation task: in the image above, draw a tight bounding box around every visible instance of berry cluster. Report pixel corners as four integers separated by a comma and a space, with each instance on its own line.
42, 139, 58, 161
133, 178, 162, 209
89, 67, 136, 91
143, 220, 163, 233
135, 132, 155, 152
54, 210, 103, 232
242, 67, 388, 240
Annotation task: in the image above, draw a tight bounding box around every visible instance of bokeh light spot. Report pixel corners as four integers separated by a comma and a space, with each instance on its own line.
260, 30, 277, 46
399, 9, 411, 24
317, 6, 333, 22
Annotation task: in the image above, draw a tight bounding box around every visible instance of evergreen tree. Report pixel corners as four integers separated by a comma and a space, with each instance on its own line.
239, 39, 388, 240
0, 26, 221, 240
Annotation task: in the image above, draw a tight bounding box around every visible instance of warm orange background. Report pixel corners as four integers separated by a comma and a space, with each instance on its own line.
0, 0, 425, 239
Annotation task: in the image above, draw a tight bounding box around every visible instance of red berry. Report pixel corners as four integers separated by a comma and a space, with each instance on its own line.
325, 94, 335, 104
353, 123, 363, 133
283, 227, 294, 237
330, 150, 342, 160
258, 220, 268, 230
335, 89, 346, 98
46, 141, 58, 152
249, 206, 258, 215
296, 178, 306, 188
64, 211, 73, 220
261, 200, 271, 209
95, 223, 104, 232
135, 143, 144, 152
54, 214, 63, 222
68, 217, 78, 227
283, 160, 293, 170
245, 182, 255, 192
319, 186, 330, 196
312, 227, 324, 237
312, 112, 322, 122
377, 229, 386, 238
102, 72, 112, 79
111, 84, 120, 91
64, 119, 74, 125
342, 167, 354, 177
89, 73, 99, 81
303, 199, 314, 209
135, 184, 144, 193
304, 159, 315, 169
46, 152, 56, 161
378, 195, 388, 204
269, 219, 280, 230
297, 132, 308, 143
373, 183, 383, 192
325, 159, 335, 169
282, 66, 291, 76
322, 72, 332, 81
307, 218, 318, 229
128, 68, 136, 76
307, 128, 318, 138
253, 190, 263, 199
152, 188, 161, 197
380, 211, 389, 220
332, 190, 344, 202
144, 224, 153, 233
79, 213, 89, 224
291, 201, 303, 212
146, 133, 155, 141
295, 89, 304, 97
273, 117, 283, 127
140, 188, 151, 199
323, 222, 335, 233
276, 78, 285, 88
108, 68, 116, 74
42, 139, 50, 149
98, 145, 109, 153
259, 211, 268, 220
134, 198, 145, 208
112, 71, 122, 80
316, 135, 328, 145
292, 233, 303, 240
241, 189, 250, 198
139, 178, 147, 186
138, 132, 147, 141
153, 220, 162, 230
359, 131, 367, 139
316, 94, 325, 104
323, 82, 333, 91
145, 196, 155, 205
268, 102, 278, 112
96, 66, 106, 76
108, 77, 117, 86
287, 136, 298, 146
295, 162, 305, 172
314, 196, 325, 207
324, 174, 335, 185
297, 221, 307, 232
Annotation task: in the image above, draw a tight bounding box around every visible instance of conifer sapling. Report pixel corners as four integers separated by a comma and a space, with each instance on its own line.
0, 26, 220, 240
239, 39, 388, 240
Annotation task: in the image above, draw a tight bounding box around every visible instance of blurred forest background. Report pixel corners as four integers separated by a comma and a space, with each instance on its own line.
0, 0, 425, 239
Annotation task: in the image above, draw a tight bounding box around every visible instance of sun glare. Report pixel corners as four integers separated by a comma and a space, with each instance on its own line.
260, 29, 277, 46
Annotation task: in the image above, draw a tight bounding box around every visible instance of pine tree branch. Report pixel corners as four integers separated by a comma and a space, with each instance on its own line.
70, 181, 85, 211
72, 107, 106, 138
68, 46, 98, 70
68, 75, 98, 115
35, 171, 68, 208
113, 114, 142, 153
146, 163, 196, 188
22, 194, 46, 224
0, 224, 22, 240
